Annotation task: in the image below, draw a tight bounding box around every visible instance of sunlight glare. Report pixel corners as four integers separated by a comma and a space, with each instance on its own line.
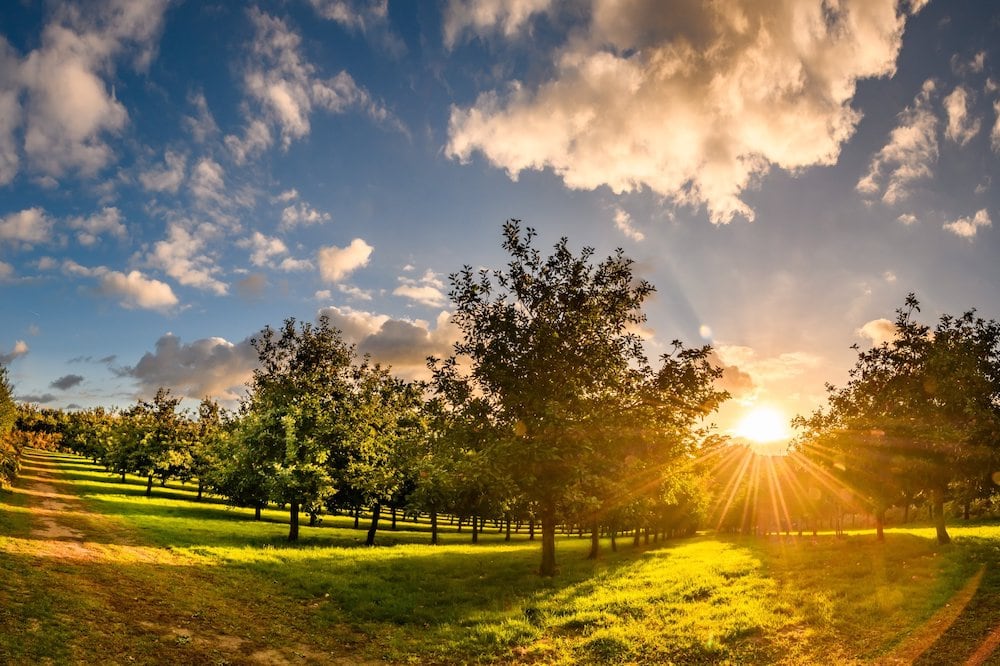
733, 406, 791, 443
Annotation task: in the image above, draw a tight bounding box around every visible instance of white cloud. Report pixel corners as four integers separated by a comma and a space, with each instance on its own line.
318, 306, 460, 380
943, 85, 980, 146
121, 333, 258, 402
275, 188, 299, 202
147, 222, 227, 295
0, 207, 53, 245
448, 0, 918, 224
224, 119, 272, 165
897, 213, 918, 225
0, 261, 12, 279
0, 339, 29, 365
714, 345, 821, 384
883, 271, 897, 283
139, 150, 186, 192
3, 1, 169, 182
226, 9, 398, 160
239, 231, 287, 267
68, 206, 126, 246
96, 268, 178, 311
189, 158, 227, 206
279, 257, 314, 272
443, 0, 553, 48
992, 100, 1000, 154
280, 202, 331, 230
314, 289, 333, 300
183, 91, 219, 144
337, 283, 373, 301
308, 0, 388, 32
36, 256, 57, 270
613, 207, 644, 242
857, 80, 938, 205
858, 318, 897, 346
317, 238, 373, 282
393, 269, 447, 307
943, 209, 991, 239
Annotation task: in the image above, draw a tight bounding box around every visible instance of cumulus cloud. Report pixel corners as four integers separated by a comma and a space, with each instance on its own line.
857, 318, 897, 346
0, 207, 54, 245
447, 0, 919, 224
275, 188, 299, 202
225, 9, 398, 162
394, 269, 447, 307
189, 158, 227, 206
897, 213, 918, 225
317, 238, 373, 282
707, 350, 755, 398
0, 340, 29, 365
139, 150, 186, 192
857, 79, 938, 205
120, 333, 258, 401
0, 261, 12, 279
714, 345, 821, 384
147, 222, 227, 295
64, 260, 179, 311
240, 231, 288, 267
280, 202, 331, 230
943, 208, 991, 239
338, 283, 373, 301
98, 269, 178, 311
50, 374, 84, 390
943, 85, 980, 146
0, 1, 170, 182
613, 207, 644, 242
68, 206, 126, 246
443, 0, 553, 47
319, 306, 460, 380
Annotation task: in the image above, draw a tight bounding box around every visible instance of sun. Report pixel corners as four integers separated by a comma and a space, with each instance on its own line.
733, 406, 791, 443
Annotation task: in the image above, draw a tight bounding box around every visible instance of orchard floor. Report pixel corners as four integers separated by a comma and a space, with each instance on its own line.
2, 450, 1000, 665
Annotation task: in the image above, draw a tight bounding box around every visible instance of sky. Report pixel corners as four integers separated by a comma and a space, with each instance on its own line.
1, 0, 998, 440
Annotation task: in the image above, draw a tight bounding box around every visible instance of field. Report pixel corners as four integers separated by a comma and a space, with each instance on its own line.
2, 449, 999, 665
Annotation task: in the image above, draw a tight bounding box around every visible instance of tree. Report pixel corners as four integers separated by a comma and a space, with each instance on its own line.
440, 221, 655, 575
0, 367, 19, 488
796, 295, 1000, 544
122, 388, 191, 496
241, 316, 353, 541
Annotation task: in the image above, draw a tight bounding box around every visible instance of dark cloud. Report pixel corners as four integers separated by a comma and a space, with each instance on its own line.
17, 393, 57, 404
50, 374, 85, 390
120, 333, 258, 401
236, 273, 268, 300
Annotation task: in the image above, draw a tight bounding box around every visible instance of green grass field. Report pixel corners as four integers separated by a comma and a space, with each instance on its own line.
2, 449, 999, 664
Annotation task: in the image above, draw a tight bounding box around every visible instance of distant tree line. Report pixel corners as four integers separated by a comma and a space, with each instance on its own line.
5, 223, 1000, 574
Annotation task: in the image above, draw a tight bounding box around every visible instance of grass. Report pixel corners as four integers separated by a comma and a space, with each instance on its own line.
2, 450, 1000, 664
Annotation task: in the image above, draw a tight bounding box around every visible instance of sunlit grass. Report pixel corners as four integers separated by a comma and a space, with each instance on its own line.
2, 450, 1000, 664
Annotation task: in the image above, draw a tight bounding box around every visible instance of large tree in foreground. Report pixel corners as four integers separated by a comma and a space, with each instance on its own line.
440, 220, 655, 576
797, 295, 1000, 544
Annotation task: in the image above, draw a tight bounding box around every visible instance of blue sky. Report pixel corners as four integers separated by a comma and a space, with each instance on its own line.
1, 0, 998, 438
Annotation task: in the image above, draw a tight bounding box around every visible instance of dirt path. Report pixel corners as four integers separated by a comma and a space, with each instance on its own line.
3, 450, 373, 665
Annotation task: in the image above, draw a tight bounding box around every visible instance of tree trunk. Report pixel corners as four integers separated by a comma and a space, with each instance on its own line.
611, 529, 617, 552
472, 515, 479, 543
505, 516, 511, 542
288, 501, 300, 542
963, 501, 970, 521
255, 505, 261, 521
539, 505, 557, 577
353, 506, 360, 529
587, 520, 600, 560
457, 516, 463, 532
366, 503, 380, 546
933, 486, 951, 544
875, 507, 886, 542
391, 505, 397, 530
197, 479, 203, 501
121, 471, 126, 482
146, 474, 153, 497
903, 502, 910, 524
633, 526, 641, 547
430, 510, 438, 545
528, 518, 535, 541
